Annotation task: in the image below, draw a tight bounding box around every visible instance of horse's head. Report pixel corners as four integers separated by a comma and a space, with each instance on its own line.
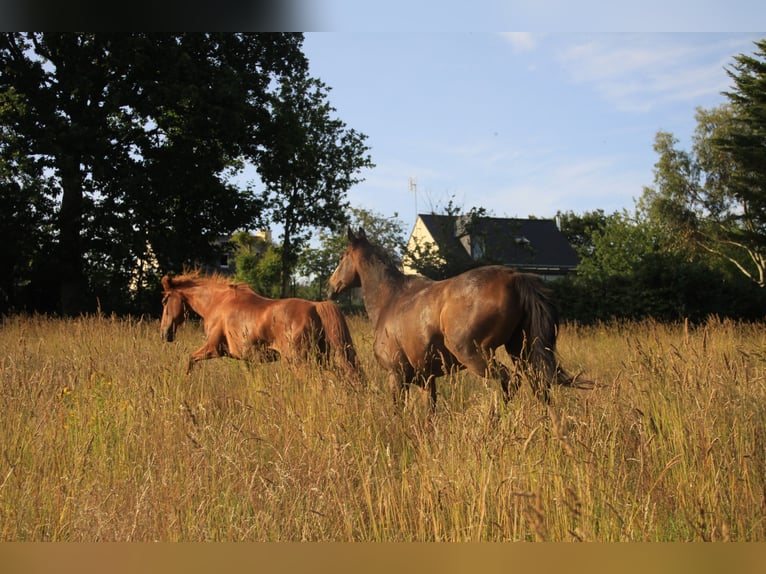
327, 227, 366, 299
160, 275, 186, 342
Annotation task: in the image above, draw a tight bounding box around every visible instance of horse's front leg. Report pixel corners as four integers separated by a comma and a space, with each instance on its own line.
186, 336, 230, 374
386, 371, 405, 405
398, 367, 437, 412
416, 373, 438, 412
186, 344, 220, 374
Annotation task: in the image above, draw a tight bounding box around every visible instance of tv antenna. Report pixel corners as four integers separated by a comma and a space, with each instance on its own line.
409, 176, 418, 216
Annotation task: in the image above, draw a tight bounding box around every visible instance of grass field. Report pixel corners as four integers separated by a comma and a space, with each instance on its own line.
0, 313, 764, 541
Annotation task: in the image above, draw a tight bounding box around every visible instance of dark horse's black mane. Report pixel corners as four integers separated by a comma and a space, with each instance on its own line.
368, 240, 401, 268
357, 237, 408, 281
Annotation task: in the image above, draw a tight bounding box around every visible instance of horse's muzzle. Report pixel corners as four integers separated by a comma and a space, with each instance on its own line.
327, 282, 345, 301
161, 328, 175, 343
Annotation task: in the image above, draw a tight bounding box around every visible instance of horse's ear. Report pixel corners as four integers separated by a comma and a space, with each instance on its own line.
161, 274, 172, 290
347, 226, 367, 243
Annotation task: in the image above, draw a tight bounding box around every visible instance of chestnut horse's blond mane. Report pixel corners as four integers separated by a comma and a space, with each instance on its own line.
165, 270, 249, 291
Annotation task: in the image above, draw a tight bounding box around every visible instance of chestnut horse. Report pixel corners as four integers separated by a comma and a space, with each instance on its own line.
327, 228, 576, 406
161, 272, 358, 377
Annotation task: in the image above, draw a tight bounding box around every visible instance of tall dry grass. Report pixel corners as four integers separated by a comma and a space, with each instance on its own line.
0, 313, 764, 541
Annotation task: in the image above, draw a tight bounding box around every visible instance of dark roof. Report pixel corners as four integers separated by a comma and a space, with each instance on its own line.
416, 214, 579, 272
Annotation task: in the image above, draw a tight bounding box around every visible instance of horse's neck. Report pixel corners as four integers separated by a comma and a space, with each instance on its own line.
358, 258, 409, 326
181, 282, 231, 317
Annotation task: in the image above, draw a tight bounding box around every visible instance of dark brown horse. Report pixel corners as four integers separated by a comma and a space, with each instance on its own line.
161, 271, 358, 377
327, 228, 576, 406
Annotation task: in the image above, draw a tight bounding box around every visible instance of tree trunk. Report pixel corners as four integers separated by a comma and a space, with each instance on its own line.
57, 155, 85, 315
280, 230, 292, 298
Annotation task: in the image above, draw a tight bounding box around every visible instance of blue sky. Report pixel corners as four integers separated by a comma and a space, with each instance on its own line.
298, 32, 764, 234
300, 2, 765, 33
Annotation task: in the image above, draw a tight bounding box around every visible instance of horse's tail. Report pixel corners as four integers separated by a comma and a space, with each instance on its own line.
315, 301, 359, 375
514, 273, 575, 388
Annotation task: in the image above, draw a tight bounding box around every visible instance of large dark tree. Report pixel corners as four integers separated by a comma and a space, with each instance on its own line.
0, 96, 57, 313
0, 33, 306, 314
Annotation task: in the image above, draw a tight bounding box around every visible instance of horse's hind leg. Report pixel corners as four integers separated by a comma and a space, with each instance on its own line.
448, 342, 517, 403
505, 335, 550, 404
492, 360, 521, 404
529, 366, 551, 404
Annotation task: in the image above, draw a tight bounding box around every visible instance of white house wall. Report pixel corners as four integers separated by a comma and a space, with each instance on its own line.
403, 216, 443, 275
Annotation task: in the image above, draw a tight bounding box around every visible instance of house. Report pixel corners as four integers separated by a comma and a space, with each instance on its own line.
404, 214, 579, 280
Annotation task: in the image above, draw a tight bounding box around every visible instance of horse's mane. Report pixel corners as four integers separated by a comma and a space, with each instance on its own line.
362, 240, 403, 273
166, 270, 249, 291
360, 240, 434, 291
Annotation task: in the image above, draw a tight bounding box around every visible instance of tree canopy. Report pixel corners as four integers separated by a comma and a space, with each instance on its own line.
4, 34, 766, 324
255, 72, 374, 297
0, 33, 373, 315
640, 39, 766, 287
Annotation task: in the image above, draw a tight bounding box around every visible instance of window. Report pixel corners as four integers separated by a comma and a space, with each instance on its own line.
472, 236, 485, 260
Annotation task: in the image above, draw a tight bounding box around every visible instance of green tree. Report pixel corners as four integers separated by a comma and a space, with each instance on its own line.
641, 39, 766, 287
551, 207, 766, 323
552, 210, 668, 321
573, 210, 658, 284
255, 71, 374, 298
0, 33, 306, 314
555, 209, 609, 259
231, 230, 282, 298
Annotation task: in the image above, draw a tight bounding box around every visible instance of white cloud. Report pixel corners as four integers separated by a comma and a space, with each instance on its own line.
556, 35, 749, 113
501, 32, 538, 52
